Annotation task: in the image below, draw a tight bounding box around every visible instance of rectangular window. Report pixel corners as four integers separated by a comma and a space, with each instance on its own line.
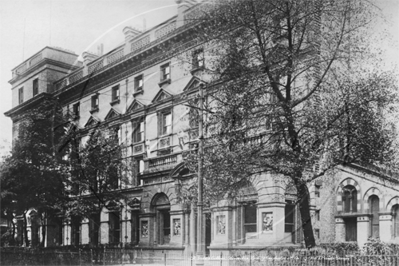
109, 212, 120, 244
315, 210, 320, 221
192, 49, 204, 69
134, 75, 143, 92
160, 112, 172, 135
315, 228, 320, 239
112, 85, 120, 102
73, 102, 80, 117
132, 118, 144, 143
285, 200, 295, 233
244, 203, 257, 234
33, 78, 39, 96
160, 63, 170, 81
18, 87, 24, 104
91, 94, 99, 110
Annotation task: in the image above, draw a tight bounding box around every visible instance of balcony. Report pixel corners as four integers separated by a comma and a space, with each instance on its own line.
146, 153, 180, 173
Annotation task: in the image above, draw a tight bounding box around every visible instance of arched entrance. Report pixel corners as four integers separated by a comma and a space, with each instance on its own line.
151, 193, 171, 245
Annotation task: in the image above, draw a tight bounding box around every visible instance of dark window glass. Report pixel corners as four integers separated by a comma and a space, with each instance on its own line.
393, 205, 399, 238
132, 119, 144, 143
343, 185, 357, 212
160, 64, 170, 81
244, 203, 257, 233
91, 94, 99, 110
112, 85, 120, 101
73, 102, 80, 117
18, 87, 24, 104
135, 75, 143, 91
285, 200, 295, 232
369, 195, 379, 238
109, 212, 120, 244
33, 78, 39, 96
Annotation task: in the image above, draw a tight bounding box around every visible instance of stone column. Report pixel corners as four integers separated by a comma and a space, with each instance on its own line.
257, 202, 285, 245
357, 215, 370, 248
335, 217, 345, 242
210, 200, 233, 249
138, 213, 154, 246
379, 213, 392, 242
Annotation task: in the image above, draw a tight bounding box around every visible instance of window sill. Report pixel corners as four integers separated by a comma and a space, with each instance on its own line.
89, 107, 99, 114
110, 99, 120, 106
158, 78, 171, 87
133, 89, 143, 97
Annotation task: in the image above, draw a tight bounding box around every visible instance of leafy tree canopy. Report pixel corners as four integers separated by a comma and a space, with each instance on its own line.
182, 0, 399, 248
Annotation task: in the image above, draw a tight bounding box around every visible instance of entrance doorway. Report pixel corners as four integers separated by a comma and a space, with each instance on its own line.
345, 217, 357, 241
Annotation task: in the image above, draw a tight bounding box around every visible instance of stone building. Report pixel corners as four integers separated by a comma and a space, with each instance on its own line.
4, 0, 399, 257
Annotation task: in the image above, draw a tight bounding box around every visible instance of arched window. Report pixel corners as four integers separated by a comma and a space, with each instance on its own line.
369, 195, 379, 238
342, 185, 357, 213
393, 204, 399, 238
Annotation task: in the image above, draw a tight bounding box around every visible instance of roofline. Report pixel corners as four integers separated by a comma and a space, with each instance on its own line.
11, 46, 79, 72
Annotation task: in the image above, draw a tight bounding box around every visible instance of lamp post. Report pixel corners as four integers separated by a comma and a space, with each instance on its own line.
196, 83, 205, 266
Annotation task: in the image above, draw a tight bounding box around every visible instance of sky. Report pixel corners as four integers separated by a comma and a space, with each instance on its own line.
0, 0, 398, 157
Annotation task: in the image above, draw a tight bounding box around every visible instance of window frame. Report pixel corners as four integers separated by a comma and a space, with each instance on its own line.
192, 48, 204, 69
243, 202, 257, 235
393, 205, 399, 238
32, 78, 39, 97
369, 195, 380, 238
111, 85, 120, 102
159, 111, 172, 136
18, 87, 24, 104
109, 211, 121, 245
342, 185, 357, 213
160, 63, 170, 81
134, 75, 144, 92
72, 102, 80, 118
132, 118, 144, 144
91, 94, 99, 112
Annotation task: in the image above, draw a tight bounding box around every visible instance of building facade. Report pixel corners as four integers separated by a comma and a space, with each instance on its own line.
4, 0, 399, 258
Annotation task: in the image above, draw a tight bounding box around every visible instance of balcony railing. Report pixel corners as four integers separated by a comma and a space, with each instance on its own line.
131, 35, 150, 52
155, 21, 176, 39
88, 60, 104, 74
148, 154, 178, 169
107, 49, 124, 64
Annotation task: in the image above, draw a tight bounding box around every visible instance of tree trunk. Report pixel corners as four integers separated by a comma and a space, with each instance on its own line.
40, 213, 46, 247
295, 180, 316, 248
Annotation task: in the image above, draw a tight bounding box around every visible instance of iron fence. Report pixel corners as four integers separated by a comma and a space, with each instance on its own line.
1, 248, 399, 266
